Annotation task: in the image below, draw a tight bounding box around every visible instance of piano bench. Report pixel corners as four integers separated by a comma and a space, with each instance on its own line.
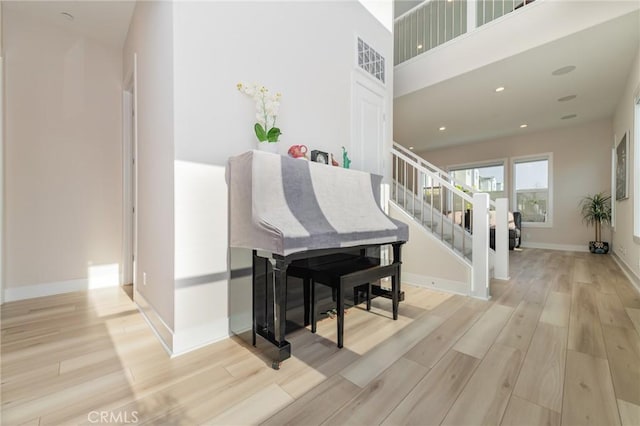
305, 257, 400, 348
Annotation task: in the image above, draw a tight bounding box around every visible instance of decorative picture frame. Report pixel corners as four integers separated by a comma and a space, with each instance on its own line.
616, 132, 629, 201
310, 150, 329, 165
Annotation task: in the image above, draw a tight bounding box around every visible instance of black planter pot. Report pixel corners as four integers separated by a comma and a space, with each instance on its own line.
589, 241, 609, 254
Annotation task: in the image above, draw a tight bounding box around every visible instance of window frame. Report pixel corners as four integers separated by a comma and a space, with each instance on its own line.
511, 153, 554, 228
447, 158, 507, 196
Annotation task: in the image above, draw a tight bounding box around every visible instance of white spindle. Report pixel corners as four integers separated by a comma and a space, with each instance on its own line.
468, 0, 477, 31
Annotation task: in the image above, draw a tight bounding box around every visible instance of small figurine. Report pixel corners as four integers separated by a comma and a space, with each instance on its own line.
331, 153, 340, 167
342, 146, 351, 169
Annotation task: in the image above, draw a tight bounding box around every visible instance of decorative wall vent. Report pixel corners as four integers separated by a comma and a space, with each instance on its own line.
358, 38, 385, 84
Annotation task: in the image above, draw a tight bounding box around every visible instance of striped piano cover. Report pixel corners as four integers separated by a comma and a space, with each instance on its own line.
227, 150, 409, 256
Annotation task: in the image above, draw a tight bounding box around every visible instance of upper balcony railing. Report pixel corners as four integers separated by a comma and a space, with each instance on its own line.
394, 0, 535, 65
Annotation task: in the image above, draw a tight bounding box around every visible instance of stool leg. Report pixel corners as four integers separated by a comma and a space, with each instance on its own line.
337, 282, 344, 348
311, 280, 317, 333
366, 283, 371, 311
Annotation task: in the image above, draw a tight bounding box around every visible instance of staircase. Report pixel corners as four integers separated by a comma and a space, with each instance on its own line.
390, 143, 510, 299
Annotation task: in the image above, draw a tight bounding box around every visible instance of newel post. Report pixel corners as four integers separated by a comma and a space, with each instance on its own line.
494, 198, 510, 280
472, 193, 490, 300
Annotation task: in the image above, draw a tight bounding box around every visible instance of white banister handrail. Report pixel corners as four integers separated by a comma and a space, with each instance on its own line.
393, 148, 474, 204
394, 0, 536, 65
393, 142, 496, 208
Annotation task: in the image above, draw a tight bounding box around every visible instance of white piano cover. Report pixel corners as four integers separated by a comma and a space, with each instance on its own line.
227, 150, 409, 256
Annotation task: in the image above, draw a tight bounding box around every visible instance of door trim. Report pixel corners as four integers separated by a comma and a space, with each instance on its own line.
350, 70, 387, 175
122, 54, 138, 290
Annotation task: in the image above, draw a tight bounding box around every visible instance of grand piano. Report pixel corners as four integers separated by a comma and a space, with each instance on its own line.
227, 150, 408, 368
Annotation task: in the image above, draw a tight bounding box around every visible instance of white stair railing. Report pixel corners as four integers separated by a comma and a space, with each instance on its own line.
394, 0, 537, 65
392, 146, 492, 298
392, 145, 511, 297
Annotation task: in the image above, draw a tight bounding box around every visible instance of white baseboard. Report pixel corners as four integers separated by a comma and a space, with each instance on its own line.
403, 272, 470, 296
611, 252, 640, 293
4, 278, 90, 302
134, 290, 174, 356
520, 242, 589, 252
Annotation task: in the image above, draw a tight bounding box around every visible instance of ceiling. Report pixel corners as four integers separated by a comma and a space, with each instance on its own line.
393, 10, 640, 152
3, 1, 136, 49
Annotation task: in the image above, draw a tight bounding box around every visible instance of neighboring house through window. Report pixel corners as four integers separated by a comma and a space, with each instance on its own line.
513, 154, 553, 226
449, 161, 506, 200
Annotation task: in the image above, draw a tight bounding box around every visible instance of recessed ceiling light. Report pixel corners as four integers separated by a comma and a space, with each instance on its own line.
439, 126, 446, 131
558, 95, 577, 102
409, 146, 414, 150
561, 114, 578, 120
417, 44, 423, 50
552, 65, 576, 76
520, 124, 528, 128
495, 87, 505, 92
60, 11, 74, 21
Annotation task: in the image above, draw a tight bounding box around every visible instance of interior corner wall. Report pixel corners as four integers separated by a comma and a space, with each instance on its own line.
3, 8, 123, 301
612, 48, 640, 282
123, 1, 176, 334
171, 1, 392, 349
418, 118, 613, 250
1, 2, 4, 304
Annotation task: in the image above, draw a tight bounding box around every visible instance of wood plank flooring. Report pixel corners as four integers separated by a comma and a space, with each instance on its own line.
2, 249, 639, 425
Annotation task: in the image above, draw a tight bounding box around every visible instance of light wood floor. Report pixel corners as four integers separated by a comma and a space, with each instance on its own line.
2, 249, 640, 425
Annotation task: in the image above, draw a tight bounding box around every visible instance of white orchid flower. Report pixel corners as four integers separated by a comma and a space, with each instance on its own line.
238, 82, 282, 142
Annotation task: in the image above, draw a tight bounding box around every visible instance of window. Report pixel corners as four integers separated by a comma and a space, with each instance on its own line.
513, 155, 552, 226
449, 162, 505, 199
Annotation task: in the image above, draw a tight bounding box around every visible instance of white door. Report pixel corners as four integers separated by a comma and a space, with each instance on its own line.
352, 79, 385, 175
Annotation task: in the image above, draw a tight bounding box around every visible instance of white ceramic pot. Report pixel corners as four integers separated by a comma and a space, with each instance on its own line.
257, 142, 278, 154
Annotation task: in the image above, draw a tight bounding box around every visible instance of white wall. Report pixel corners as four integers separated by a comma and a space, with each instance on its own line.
419, 118, 613, 251
173, 1, 392, 166
123, 1, 176, 334
4, 8, 123, 301
612, 49, 640, 283
171, 0, 393, 348
1, 2, 4, 304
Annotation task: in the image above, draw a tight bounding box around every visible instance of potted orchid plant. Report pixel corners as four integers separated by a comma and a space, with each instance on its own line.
237, 82, 282, 144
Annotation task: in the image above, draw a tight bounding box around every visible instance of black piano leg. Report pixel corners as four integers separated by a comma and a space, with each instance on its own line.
303, 278, 311, 327
337, 282, 344, 348
310, 280, 317, 333
391, 268, 399, 320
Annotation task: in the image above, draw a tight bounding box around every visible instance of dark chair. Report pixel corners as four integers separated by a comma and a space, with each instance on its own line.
490, 211, 521, 250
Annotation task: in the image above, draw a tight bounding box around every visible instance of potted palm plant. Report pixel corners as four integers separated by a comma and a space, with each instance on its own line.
579, 192, 611, 254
